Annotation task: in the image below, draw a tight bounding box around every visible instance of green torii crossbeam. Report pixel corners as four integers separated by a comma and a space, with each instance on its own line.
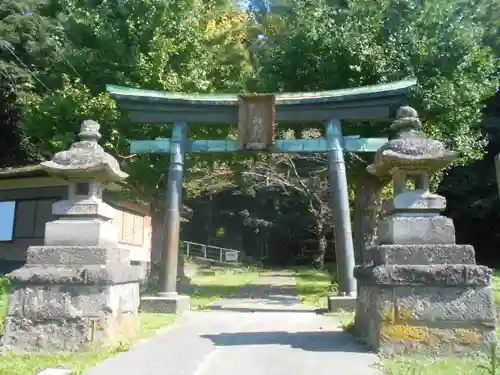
107, 77, 417, 312
130, 136, 388, 154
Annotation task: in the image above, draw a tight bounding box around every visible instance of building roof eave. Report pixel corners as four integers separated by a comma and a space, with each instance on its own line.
0, 164, 192, 221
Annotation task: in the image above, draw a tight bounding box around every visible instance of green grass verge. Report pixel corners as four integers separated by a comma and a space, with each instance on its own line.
293, 266, 337, 309
0, 267, 259, 374
294, 267, 500, 375
188, 268, 260, 310
381, 355, 494, 375
0, 277, 8, 335
0, 313, 176, 375
492, 270, 500, 304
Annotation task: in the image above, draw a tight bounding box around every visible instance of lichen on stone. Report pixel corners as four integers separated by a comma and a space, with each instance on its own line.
454, 328, 483, 345
380, 306, 435, 343
381, 323, 434, 342
380, 305, 485, 347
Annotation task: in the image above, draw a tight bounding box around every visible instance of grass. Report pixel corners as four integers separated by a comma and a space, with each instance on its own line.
144, 261, 261, 310
294, 266, 500, 375
188, 267, 260, 310
0, 313, 176, 375
0, 278, 7, 335
0, 266, 258, 375
293, 266, 337, 309
136, 313, 177, 340
381, 355, 492, 375
492, 270, 500, 304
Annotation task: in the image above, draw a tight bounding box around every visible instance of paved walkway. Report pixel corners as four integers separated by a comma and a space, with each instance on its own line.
85, 271, 381, 375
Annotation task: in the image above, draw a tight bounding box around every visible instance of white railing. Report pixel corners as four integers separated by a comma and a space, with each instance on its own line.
181, 241, 240, 262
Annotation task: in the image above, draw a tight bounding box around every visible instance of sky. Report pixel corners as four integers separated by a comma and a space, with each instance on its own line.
0, 201, 16, 241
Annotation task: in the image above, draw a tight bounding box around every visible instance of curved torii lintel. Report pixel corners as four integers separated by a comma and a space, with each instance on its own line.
106, 78, 417, 124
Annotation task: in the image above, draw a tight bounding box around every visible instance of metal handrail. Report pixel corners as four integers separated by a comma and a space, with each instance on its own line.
181, 240, 240, 261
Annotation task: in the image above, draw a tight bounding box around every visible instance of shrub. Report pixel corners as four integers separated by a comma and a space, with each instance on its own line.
0, 276, 9, 336
0, 276, 9, 296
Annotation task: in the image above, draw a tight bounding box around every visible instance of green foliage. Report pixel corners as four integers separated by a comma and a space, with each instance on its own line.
4, 0, 500, 269
255, 0, 500, 163
0, 0, 64, 88
18, 0, 253, 202
478, 341, 500, 375
0, 277, 9, 296
0, 80, 42, 167
437, 91, 500, 263
0, 0, 60, 166
0, 277, 8, 337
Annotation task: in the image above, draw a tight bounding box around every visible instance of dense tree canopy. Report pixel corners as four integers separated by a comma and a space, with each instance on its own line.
254, 0, 499, 161
19, 0, 253, 202
1, 0, 499, 266
0, 0, 61, 166
234, 0, 500, 264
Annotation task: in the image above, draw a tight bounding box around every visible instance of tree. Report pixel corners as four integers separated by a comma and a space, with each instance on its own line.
236, 129, 334, 266
17, 0, 253, 258
255, 0, 499, 160
0, 80, 42, 167
0, 0, 62, 166
0, 0, 64, 88
436, 12, 500, 265
249, 0, 500, 263
438, 90, 500, 265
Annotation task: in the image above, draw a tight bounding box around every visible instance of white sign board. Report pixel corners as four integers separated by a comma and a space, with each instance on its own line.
225, 251, 239, 262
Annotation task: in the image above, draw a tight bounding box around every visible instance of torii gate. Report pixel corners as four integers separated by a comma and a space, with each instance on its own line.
107, 78, 417, 313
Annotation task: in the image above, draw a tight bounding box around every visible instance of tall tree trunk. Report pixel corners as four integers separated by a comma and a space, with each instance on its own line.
353, 170, 384, 264
315, 219, 328, 268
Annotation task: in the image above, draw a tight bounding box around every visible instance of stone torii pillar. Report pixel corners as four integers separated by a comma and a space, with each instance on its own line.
140, 121, 191, 314
325, 119, 357, 310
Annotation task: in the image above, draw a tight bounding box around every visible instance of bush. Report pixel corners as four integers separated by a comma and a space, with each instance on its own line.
0, 276, 9, 336
0, 276, 9, 297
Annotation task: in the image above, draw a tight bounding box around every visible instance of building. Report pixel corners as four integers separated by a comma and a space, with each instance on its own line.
0, 165, 152, 274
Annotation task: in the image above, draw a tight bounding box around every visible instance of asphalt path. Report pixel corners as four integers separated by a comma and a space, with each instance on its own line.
84, 271, 381, 375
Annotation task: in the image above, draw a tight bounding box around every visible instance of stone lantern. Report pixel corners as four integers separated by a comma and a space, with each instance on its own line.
2, 121, 141, 352
42, 120, 128, 248
354, 106, 496, 355
367, 106, 457, 244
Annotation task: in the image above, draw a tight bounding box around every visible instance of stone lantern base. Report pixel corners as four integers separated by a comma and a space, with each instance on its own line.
1, 246, 141, 352
354, 105, 496, 354
354, 244, 496, 355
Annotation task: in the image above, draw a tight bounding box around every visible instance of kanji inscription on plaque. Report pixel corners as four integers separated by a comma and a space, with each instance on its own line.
238, 94, 275, 151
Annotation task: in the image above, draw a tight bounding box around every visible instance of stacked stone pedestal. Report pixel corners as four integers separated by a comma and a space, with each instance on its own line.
1, 120, 141, 352
354, 106, 496, 355
3, 246, 141, 352
354, 244, 496, 355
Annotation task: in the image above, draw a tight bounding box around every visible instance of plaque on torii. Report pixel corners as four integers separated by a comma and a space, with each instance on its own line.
238, 94, 276, 151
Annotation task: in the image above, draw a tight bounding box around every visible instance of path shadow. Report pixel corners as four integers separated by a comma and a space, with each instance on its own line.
172, 282, 303, 302
208, 286, 306, 309
207, 305, 319, 313
231, 284, 299, 296
201, 330, 368, 353
219, 293, 299, 303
